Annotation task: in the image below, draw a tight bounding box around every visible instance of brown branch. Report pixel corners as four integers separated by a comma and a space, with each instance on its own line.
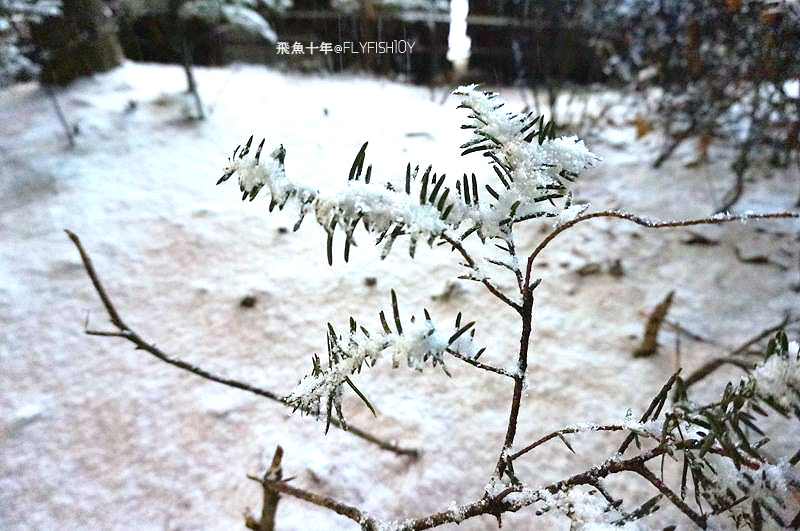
509, 424, 626, 461
494, 285, 533, 479
681, 358, 753, 391
524, 210, 799, 290
446, 348, 515, 379
632, 462, 707, 529
65, 229, 419, 458
246, 446, 283, 531
440, 233, 521, 312
248, 475, 376, 529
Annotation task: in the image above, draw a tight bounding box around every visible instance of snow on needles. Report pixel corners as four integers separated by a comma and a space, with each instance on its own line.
285, 317, 477, 416
220, 141, 449, 257
453, 84, 598, 235
752, 340, 800, 408
217, 85, 597, 424
219, 85, 598, 258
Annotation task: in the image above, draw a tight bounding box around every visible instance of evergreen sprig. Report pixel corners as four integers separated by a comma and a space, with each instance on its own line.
615, 331, 800, 528
217, 86, 597, 267
285, 290, 482, 429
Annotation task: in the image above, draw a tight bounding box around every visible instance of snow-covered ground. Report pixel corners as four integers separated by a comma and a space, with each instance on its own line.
1, 62, 798, 530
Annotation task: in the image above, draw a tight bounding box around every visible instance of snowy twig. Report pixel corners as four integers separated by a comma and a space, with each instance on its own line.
509, 424, 627, 461
440, 232, 520, 311
524, 209, 800, 289
324, 439, 713, 530
247, 474, 378, 530
65, 229, 419, 458
446, 348, 515, 379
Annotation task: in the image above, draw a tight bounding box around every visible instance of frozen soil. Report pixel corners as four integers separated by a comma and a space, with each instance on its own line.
1, 63, 798, 530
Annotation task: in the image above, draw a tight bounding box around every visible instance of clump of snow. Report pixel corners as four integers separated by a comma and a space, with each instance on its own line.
751, 340, 800, 408
537, 485, 643, 530
555, 202, 590, 227
701, 452, 796, 521
0, 0, 61, 18
178, 0, 282, 43
452, 85, 598, 236
11, 403, 44, 429
0, 0, 62, 87
200, 391, 248, 417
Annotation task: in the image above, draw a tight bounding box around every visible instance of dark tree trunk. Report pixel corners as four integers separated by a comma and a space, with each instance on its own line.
31, 0, 123, 85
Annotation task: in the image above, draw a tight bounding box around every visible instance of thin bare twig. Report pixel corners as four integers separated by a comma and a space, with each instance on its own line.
524, 210, 799, 290
446, 348, 515, 379
728, 314, 795, 357
681, 358, 753, 391
244, 421, 723, 530
248, 475, 377, 529
509, 424, 626, 461
664, 319, 719, 346
65, 229, 419, 458
440, 233, 521, 312
44, 85, 75, 148
633, 463, 707, 528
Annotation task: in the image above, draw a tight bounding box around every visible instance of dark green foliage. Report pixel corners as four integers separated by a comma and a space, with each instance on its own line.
287, 291, 484, 430
617, 331, 800, 528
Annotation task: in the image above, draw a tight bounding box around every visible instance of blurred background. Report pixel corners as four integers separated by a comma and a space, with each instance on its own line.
2, 0, 799, 208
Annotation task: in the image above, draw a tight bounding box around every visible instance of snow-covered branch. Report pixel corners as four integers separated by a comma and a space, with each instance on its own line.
211, 85, 800, 529
217, 85, 598, 263
286, 291, 480, 429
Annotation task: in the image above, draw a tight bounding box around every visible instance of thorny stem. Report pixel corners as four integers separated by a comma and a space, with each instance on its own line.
246, 446, 283, 531
65, 230, 419, 458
